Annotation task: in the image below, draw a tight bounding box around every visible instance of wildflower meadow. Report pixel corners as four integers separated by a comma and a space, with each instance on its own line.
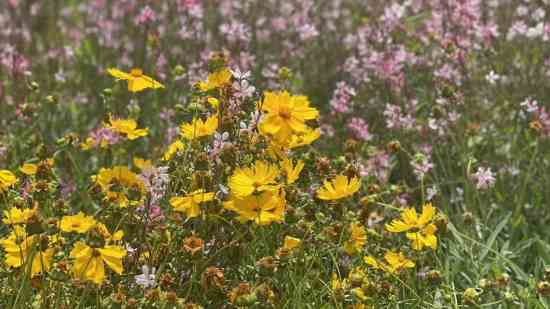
2, 0, 550, 308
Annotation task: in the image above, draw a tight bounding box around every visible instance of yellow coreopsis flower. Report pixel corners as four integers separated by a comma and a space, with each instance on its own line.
283, 236, 302, 251
107, 68, 164, 92
207, 97, 220, 109
0, 170, 17, 191
223, 191, 286, 225
94, 223, 124, 243
180, 115, 218, 140
163, 139, 186, 160
385, 203, 438, 250
59, 212, 97, 233
2, 207, 37, 225
343, 223, 367, 255
170, 189, 215, 218
133, 157, 153, 171
228, 160, 280, 198
198, 68, 232, 91
364, 251, 415, 274
70, 241, 126, 285
406, 223, 438, 250
287, 128, 321, 149
280, 157, 304, 185
107, 116, 149, 140
258, 91, 319, 142
94, 166, 146, 207
0, 227, 55, 277
19, 163, 38, 176
316, 175, 361, 201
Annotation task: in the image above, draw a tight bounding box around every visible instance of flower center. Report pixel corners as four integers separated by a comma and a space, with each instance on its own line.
130, 68, 143, 77
279, 107, 292, 120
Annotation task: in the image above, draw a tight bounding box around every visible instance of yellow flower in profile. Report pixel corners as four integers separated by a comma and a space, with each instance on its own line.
283, 236, 302, 251
0, 227, 55, 277
364, 251, 415, 274
94, 223, 124, 243
223, 191, 286, 225
343, 223, 367, 255
107, 68, 164, 92
385, 203, 438, 250
163, 139, 186, 160
198, 68, 232, 91
180, 115, 218, 140
258, 91, 319, 142
170, 189, 215, 218
70, 241, 126, 285
107, 116, 148, 140
316, 175, 361, 201
2, 207, 37, 225
19, 163, 38, 175
287, 128, 321, 149
133, 157, 152, 171
280, 157, 304, 185
59, 212, 97, 233
0, 170, 17, 191
228, 160, 280, 198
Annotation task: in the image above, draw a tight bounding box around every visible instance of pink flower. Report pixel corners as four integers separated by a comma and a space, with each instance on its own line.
472, 167, 496, 190
347, 117, 372, 141
135, 6, 156, 25
330, 81, 355, 114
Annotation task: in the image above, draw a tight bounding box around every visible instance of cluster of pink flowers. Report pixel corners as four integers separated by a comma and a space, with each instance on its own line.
330, 81, 356, 114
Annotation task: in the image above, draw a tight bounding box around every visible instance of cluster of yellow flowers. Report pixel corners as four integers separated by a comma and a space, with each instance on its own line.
0, 64, 444, 306
1, 207, 125, 284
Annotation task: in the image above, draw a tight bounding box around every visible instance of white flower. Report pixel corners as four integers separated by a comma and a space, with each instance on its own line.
135, 265, 157, 289
472, 167, 496, 190
520, 97, 539, 113
485, 70, 500, 85
230, 67, 251, 80
426, 186, 438, 201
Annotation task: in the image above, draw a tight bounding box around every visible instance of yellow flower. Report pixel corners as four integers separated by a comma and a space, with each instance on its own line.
223, 191, 286, 225
258, 91, 319, 142
331, 273, 348, 293
385, 203, 438, 250
133, 157, 152, 171
385, 203, 436, 232
343, 223, 367, 255
280, 157, 304, 185
316, 175, 361, 201
107, 116, 148, 140
163, 139, 186, 160
59, 212, 97, 233
207, 97, 220, 109
107, 68, 164, 92
2, 207, 37, 225
0, 170, 17, 191
228, 160, 280, 198
19, 163, 38, 176
364, 251, 415, 274
94, 166, 145, 208
406, 224, 438, 250
70, 241, 126, 285
0, 227, 55, 277
283, 236, 302, 251
180, 115, 218, 140
94, 223, 124, 243
170, 189, 215, 218
287, 128, 321, 149
198, 68, 232, 91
